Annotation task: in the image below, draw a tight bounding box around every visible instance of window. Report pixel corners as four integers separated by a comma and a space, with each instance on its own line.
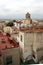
21, 35, 22, 42
6, 56, 12, 65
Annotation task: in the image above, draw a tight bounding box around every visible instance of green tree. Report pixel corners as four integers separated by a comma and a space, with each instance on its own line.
6, 22, 14, 27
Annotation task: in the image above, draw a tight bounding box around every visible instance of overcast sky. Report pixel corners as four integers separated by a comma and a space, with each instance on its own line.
0, 0, 43, 20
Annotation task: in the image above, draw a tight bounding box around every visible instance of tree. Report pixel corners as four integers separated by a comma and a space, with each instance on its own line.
6, 22, 14, 27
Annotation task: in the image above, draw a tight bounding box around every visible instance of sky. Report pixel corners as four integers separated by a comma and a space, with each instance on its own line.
0, 0, 43, 20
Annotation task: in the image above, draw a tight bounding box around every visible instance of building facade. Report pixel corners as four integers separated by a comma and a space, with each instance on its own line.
18, 26, 43, 62
0, 32, 20, 65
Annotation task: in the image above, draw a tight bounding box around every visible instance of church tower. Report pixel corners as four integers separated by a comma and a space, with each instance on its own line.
26, 12, 30, 19
25, 12, 32, 24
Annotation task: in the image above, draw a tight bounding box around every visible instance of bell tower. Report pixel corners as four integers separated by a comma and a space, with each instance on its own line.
25, 12, 32, 24
26, 12, 30, 19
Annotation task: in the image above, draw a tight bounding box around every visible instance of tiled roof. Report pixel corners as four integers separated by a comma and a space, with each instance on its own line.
16, 21, 23, 24
20, 26, 43, 32
0, 32, 19, 51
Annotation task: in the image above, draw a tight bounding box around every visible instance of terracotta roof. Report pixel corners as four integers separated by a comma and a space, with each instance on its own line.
0, 33, 19, 51
0, 31, 3, 36
16, 21, 23, 24
20, 26, 43, 32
